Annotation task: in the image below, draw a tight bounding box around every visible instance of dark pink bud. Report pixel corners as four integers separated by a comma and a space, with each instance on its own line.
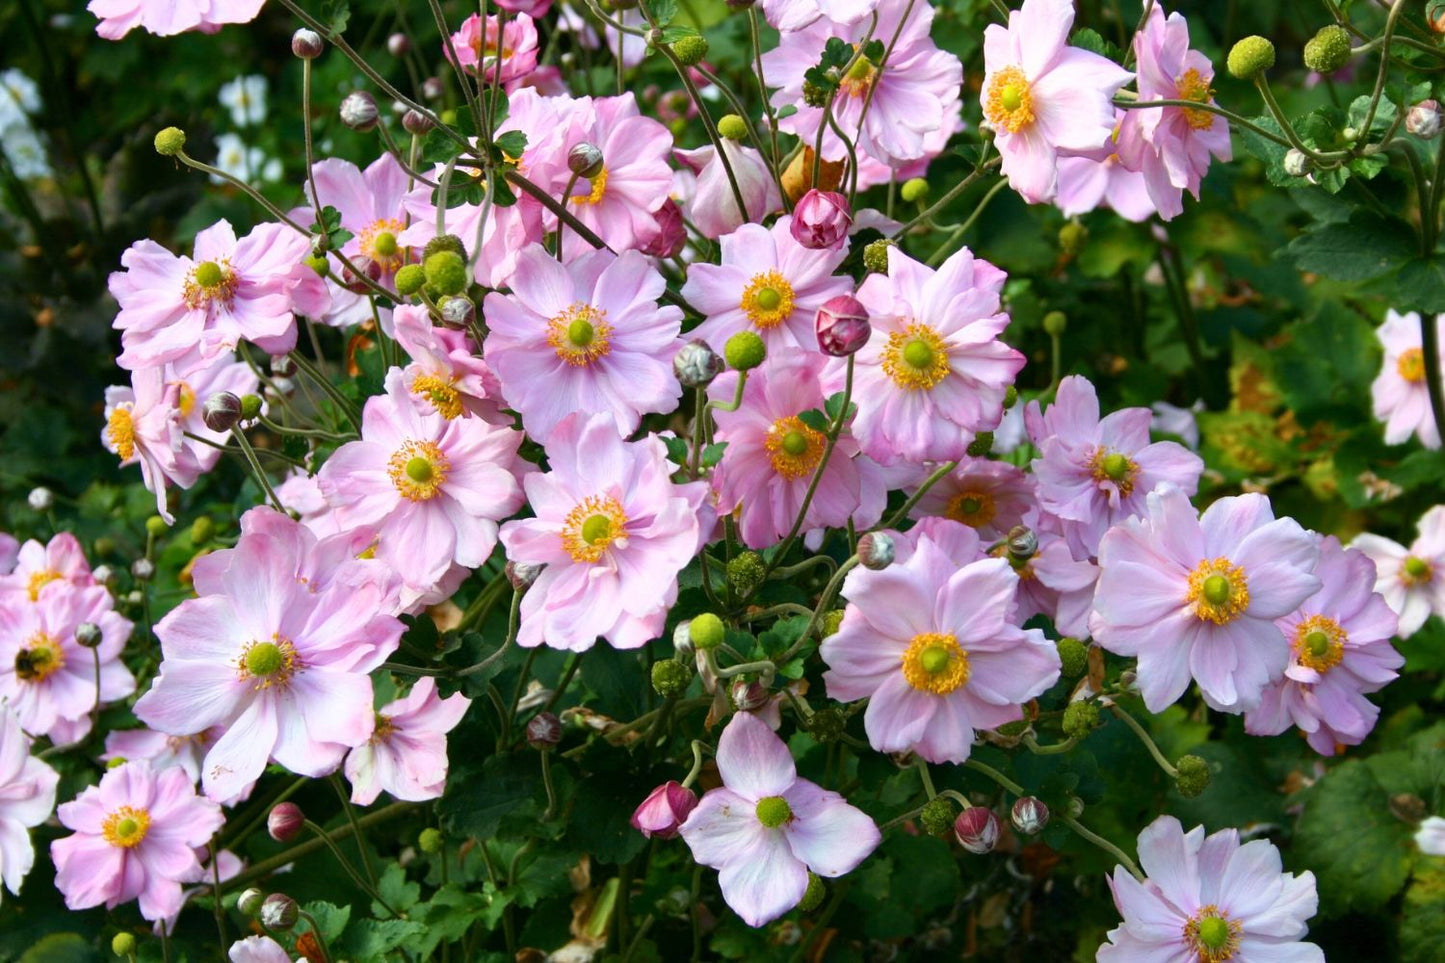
1010, 796, 1049, 835
631, 781, 698, 839
526, 711, 562, 750
791, 189, 852, 250
730, 678, 769, 712
341, 257, 382, 294
268, 802, 304, 843
815, 294, 871, 357
953, 806, 1000, 854
640, 198, 686, 259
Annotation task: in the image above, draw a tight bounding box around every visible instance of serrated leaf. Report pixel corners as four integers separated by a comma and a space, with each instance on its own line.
340, 919, 429, 963
663, 435, 689, 464
18, 934, 95, 963
796, 408, 829, 432
650, 0, 679, 26
495, 129, 527, 160
700, 442, 727, 467
1294, 759, 1414, 915
301, 901, 352, 942
320, 0, 350, 35
658, 25, 698, 45
1282, 212, 1414, 282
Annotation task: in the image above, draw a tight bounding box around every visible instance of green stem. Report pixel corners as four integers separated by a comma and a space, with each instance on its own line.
230, 427, 283, 511
1106, 703, 1178, 777
875, 460, 957, 532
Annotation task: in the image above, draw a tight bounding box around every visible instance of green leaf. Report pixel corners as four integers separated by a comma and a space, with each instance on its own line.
438, 752, 540, 841
649, 0, 679, 26
563, 770, 650, 864
658, 25, 699, 45
320, 0, 350, 35
18, 935, 95, 963
1401, 859, 1445, 963
1371, 257, 1445, 313
340, 919, 429, 963
700, 442, 727, 467
757, 616, 809, 660
411, 884, 502, 957
1294, 759, 1414, 915
1282, 212, 1415, 282
796, 408, 830, 432
662, 435, 689, 464
301, 901, 353, 942
495, 129, 528, 160
372, 862, 421, 918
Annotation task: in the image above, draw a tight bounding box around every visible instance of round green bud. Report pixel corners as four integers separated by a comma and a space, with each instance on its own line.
899, 177, 930, 204
918, 795, 957, 838
717, 113, 748, 141
1003, 385, 1018, 409
1303, 25, 1351, 75
424, 251, 469, 297
863, 238, 894, 274
239, 394, 263, 420
154, 127, 186, 156
1175, 754, 1212, 798
1062, 700, 1100, 740
418, 828, 444, 853
966, 432, 995, 458
651, 658, 692, 698
798, 872, 826, 912
1058, 220, 1087, 256
1042, 311, 1068, 337
806, 706, 846, 744
820, 609, 845, 638
802, 80, 828, 109
303, 254, 329, 276
727, 551, 767, 595
423, 234, 467, 261
724, 330, 767, 371
189, 517, 214, 544
755, 795, 793, 828
670, 33, 709, 67
689, 612, 726, 651
1056, 637, 1088, 678
1227, 36, 1276, 80
112, 933, 137, 957
394, 263, 426, 297
145, 515, 168, 538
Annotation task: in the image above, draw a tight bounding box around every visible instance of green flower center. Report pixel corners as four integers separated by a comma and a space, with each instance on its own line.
1202, 575, 1232, 606
918, 645, 952, 675
194, 260, 224, 288
755, 795, 792, 828
405, 457, 434, 483
1304, 630, 1330, 658
1197, 915, 1231, 951
1404, 555, 1431, 580
754, 287, 782, 312
903, 339, 935, 370
781, 430, 809, 457
1001, 83, 1024, 111
1100, 452, 1131, 481
568, 318, 595, 347
581, 514, 612, 545
245, 642, 284, 677
372, 231, 398, 258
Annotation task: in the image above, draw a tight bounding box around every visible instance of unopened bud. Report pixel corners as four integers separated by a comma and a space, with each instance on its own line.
568, 142, 605, 179
190, 516, 215, 545
857, 531, 895, 570
689, 613, 725, 651
237, 887, 266, 917
27, 487, 52, 512
526, 711, 563, 749
76, 622, 103, 649
439, 295, 476, 329
673, 339, 724, 388
899, 178, 929, 204
1283, 149, 1312, 177
717, 113, 748, 141
387, 33, 410, 57
1390, 792, 1429, 823
1226, 36, 1275, 80
723, 330, 766, 371
1006, 525, 1037, 564
291, 28, 324, 59
1042, 311, 1067, 337
651, 659, 692, 698
93, 564, 116, 588
505, 560, 543, 592
111, 932, 137, 957
340, 91, 379, 131
268, 802, 304, 842
154, 127, 186, 156
792, 189, 852, 250
953, 807, 1001, 854
1010, 796, 1049, 835
260, 893, 298, 930
422, 76, 445, 100
632, 781, 699, 840
1408, 100, 1443, 140
672, 620, 695, 659
341, 256, 382, 294
1175, 754, 1211, 798
418, 827, 443, 853
145, 515, 168, 537
403, 109, 435, 135
730, 677, 769, 712
131, 558, 155, 582
918, 796, 956, 837
815, 294, 871, 356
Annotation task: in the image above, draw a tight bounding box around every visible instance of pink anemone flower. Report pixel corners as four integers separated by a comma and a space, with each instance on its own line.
0, 708, 60, 900
344, 677, 471, 805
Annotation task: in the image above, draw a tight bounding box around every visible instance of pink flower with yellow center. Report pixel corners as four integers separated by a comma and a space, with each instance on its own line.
1091, 487, 1322, 713
50, 761, 224, 921
102, 366, 203, 524
905, 457, 1035, 542
344, 677, 470, 805
393, 305, 505, 423
0, 533, 95, 606
499, 412, 709, 651
482, 244, 684, 444
87, 0, 265, 40
1371, 309, 1442, 449
446, 13, 539, 90
1352, 504, 1445, 637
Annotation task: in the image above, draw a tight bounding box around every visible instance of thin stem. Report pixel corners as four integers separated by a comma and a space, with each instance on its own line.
230, 427, 284, 511
875, 460, 957, 532
1060, 813, 1145, 882
926, 178, 1009, 267
1114, 96, 1295, 150
1106, 703, 1178, 777
329, 773, 377, 888
288, 351, 362, 431
783, 556, 859, 662
227, 804, 416, 892
890, 152, 1000, 239
1360, 0, 1410, 139
540, 751, 558, 819
173, 151, 308, 234
209, 841, 226, 951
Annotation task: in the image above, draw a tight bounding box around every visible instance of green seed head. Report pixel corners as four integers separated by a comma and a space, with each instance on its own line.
405, 457, 433, 483
716, 113, 749, 141
1175, 754, 1212, 798
863, 239, 894, 274
724, 331, 767, 371
798, 872, 826, 912
900, 177, 929, 204
245, 642, 284, 677
670, 34, 709, 68
1056, 637, 1088, 678
424, 251, 469, 297
372, 231, 399, 258
689, 613, 726, 651
418, 827, 444, 853
651, 658, 692, 698
1303, 25, 1351, 75
1227, 36, 1276, 80
193, 261, 224, 288
1062, 700, 1100, 739
1202, 574, 1232, 606
918, 795, 957, 837
755, 795, 792, 828
580, 514, 612, 545
1101, 452, 1131, 481
154, 126, 187, 156
903, 339, 934, 370
394, 263, 426, 297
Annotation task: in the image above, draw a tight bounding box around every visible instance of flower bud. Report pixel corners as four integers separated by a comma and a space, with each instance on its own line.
144, 515, 168, 538
422, 76, 445, 100
1006, 525, 1037, 565
1408, 100, 1443, 140
1302, 25, 1350, 75
689, 613, 726, 651
394, 264, 426, 297
424, 250, 469, 297
268, 802, 305, 842
730, 677, 769, 712
1042, 311, 1067, 337
651, 659, 692, 698
673, 339, 724, 388
93, 564, 116, 588
857, 531, 895, 571
387, 33, 410, 57
1434, 3, 1445, 34
631, 781, 698, 839
340, 91, 379, 131
260, 893, 298, 930
862, 238, 893, 273
526, 711, 563, 749
953, 806, 1001, 854
402, 109, 434, 135
1283, 148, 1312, 177
716, 113, 748, 141
805, 705, 846, 744
1010, 796, 1049, 835
798, 873, 826, 912
342, 256, 382, 294
1056, 637, 1088, 678
1174, 754, 1211, 798
418, 827, 443, 853
76, 622, 103, 649
291, 28, 324, 59
641, 198, 687, 259
568, 142, 605, 179
27, 487, 52, 512
237, 887, 266, 917
899, 177, 929, 204
439, 295, 476, 329
154, 127, 186, 157
671, 34, 709, 67
672, 620, 695, 659
815, 294, 871, 356
1061, 700, 1100, 739
506, 560, 544, 592
966, 432, 995, 458
1226, 36, 1275, 80
131, 558, 155, 582
190, 516, 215, 545
726, 551, 766, 595
724, 331, 766, 371
802, 80, 828, 109
918, 795, 957, 837
791, 189, 852, 250
112, 932, 137, 957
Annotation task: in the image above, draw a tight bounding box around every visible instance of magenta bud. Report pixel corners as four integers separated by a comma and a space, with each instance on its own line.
815, 294, 871, 357
631, 781, 699, 839
387, 33, 410, 57
526, 711, 562, 750
640, 198, 686, 259
267, 802, 304, 843
402, 109, 434, 135
953, 806, 1000, 854
791, 189, 852, 250
1010, 796, 1049, 835
260, 892, 298, 930
421, 77, 445, 101
291, 28, 324, 59
341, 257, 382, 294
856, 531, 894, 571
506, 560, 544, 592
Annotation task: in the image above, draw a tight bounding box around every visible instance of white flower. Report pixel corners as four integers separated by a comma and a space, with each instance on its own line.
218, 75, 268, 127
1417, 816, 1445, 856
0, 69, 41, 130
2, 125, 51, 180
210, 133, 281, 185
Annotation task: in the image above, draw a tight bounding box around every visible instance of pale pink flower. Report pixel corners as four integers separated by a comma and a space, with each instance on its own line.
499, 412, 709, 651
229, 936, 293, 963
103, 727, 224, 787
1009, 523, 1099, 639
482, 245, 684, 443
103, 367, 202, 523
709, 354, 889, 550
133, 526, 404, 803
1027, 374, 1204, 558
0, 708, 59, 900
1055, 150, 1158, 222
170, 354, 260, 472
981, 0, 1133, 203
682, 217, 851, 354
760, 0, 877, 32
0, 533, 94, 606
834, 244, 1024, 465
393, 305, 505, 423
906, 458, 1035, 543
1114, 4, 1232, 221
446, 13, 540, 90
1371, 310, 1442, 449
110, 219, 329, 376
0, 535, 16, 577
316, 370, 528, 595
675, 141, 782, 239
678, 712, 880, 927
822, 520, 1061, 763
0, 585, 135, 744
88, 0, 264, 40
1352, 505, 1445, 637
1091, 487, 1322, 713
51, 762, 224, 921
345, 677, 470, 806
1245, 537, 1403, 755
763, 0, 964, 168
1100, 815, 1323, 962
